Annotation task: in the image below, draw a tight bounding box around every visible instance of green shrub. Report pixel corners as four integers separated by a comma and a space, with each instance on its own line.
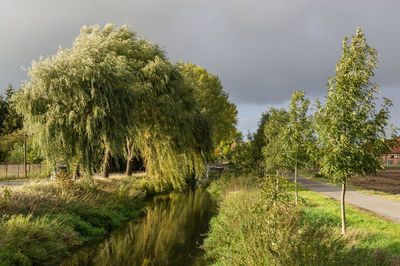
0, 187, 11, 209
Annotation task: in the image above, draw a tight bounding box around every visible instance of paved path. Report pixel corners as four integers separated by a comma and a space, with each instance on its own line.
297, 175, 400, 223
0, 179, 50, 187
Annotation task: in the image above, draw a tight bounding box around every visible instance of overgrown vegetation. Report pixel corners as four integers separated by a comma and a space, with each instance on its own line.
0, 174, 152, 265
203, 172, 400, 265
202, 27, 400, 265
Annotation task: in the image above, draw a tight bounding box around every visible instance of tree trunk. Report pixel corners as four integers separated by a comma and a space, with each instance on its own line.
74, 164, 81, 181
102, 148, 112, 178
341, 180, 347, 234
126, 155, 134, 176
295, 162, 298, 204
24, 133, 27, 179
125, 140, 134, 176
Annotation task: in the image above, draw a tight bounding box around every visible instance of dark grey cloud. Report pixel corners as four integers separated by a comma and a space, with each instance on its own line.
1, 0, 399, 133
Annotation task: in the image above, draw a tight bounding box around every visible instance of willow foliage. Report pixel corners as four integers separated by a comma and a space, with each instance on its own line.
129, 59, 212, 191
14, 24, 212, 186
14, 24, 166, 171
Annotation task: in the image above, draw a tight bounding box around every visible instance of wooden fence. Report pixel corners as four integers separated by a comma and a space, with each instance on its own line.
0, 164, 48, 179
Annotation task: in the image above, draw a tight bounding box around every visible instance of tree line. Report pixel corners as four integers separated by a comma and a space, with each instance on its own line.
231, 28, 395, 234
0, 85, 43, 164
8, 24, 237, 191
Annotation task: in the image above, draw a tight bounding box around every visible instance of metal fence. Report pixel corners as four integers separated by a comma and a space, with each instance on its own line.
0, 164, 47, 179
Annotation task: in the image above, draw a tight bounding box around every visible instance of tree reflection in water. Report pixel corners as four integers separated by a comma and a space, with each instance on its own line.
63, 188, 217, 266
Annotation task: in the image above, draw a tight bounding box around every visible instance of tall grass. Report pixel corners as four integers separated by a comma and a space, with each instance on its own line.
299, 185, 400, 256
203, 171, 399, 265
0, 174, 152, 265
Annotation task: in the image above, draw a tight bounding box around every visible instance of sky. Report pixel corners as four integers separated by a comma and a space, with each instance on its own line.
0, 0, 399, 134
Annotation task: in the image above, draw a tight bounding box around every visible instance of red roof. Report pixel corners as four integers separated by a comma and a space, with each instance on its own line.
386, 138, 400, 154
389, 145, 400, 154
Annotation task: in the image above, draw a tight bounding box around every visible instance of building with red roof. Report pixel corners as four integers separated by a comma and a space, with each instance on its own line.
382, 138, 400, 165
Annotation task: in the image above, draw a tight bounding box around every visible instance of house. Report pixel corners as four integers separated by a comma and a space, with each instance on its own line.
382, 138, 400, 166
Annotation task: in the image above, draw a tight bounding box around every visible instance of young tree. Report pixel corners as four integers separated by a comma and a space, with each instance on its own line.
284, 90, 315, 203
263, 108, 289, 190
315, 28, 392, 234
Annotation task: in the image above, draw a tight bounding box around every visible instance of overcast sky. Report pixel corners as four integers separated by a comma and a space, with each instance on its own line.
1, 0, 399, 134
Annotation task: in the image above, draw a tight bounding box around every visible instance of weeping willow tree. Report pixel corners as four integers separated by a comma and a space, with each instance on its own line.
13, 24, 167, 174
15, 24, 213, 187
126, 58, 212, 191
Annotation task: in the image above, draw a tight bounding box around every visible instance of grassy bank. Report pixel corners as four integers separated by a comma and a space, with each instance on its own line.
203, 171, 400, 265
299, 186, 400, 255
0, 174, 155, 266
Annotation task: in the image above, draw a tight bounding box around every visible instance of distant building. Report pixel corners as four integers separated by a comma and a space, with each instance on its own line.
382, 138, 400, 165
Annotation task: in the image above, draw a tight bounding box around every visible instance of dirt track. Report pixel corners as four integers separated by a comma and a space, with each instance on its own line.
350, 168, 400, 194
310, 168, 400, 194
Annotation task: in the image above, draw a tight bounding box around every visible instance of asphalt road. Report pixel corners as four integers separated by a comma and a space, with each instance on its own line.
297, 175, 400, 223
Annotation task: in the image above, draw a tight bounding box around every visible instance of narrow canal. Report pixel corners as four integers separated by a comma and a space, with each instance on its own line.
62, 188, 217, 266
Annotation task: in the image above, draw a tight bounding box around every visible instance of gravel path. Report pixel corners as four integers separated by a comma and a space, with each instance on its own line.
297, 175, 400, 223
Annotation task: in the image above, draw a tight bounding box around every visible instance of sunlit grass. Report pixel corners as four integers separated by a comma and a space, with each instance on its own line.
294, 184, 400, 255
0, 174, 152, 265
204, 172, 400, 265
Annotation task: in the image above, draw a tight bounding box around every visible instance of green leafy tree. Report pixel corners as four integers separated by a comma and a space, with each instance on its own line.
8, 138, 42, 164
251, 112, 271, 174
14, 24, 163, 175
230, 140, 256, 171
231, 113, 270, 175
263, 108, 289, 189
178, 63, 238, 149
126, 58, 212, 190
0, 130, 23, 163
15, 24, 213, 189
1, 84, 22, 135
0, 94, 6, 132
284, 90, 315, 203
315, 28, 392, 234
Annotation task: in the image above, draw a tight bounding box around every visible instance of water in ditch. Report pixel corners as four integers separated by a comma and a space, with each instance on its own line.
62, 188, 217, 266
